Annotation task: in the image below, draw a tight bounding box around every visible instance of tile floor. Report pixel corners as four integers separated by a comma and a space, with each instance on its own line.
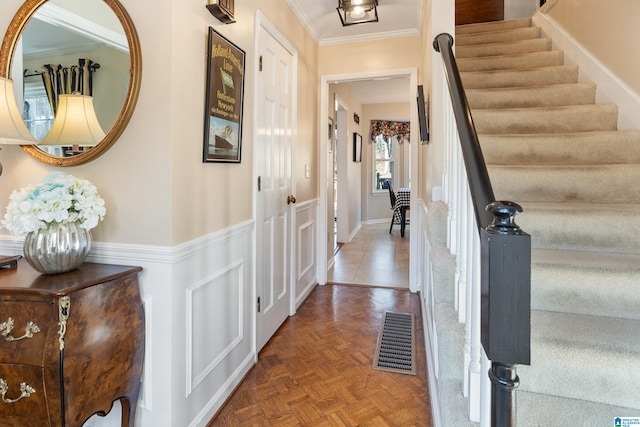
328, 222, 410, 289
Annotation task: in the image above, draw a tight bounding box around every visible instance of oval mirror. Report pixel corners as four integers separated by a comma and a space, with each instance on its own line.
0, 0, 141, 166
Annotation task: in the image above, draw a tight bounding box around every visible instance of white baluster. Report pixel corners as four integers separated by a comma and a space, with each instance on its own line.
481, 347, 492, 427
468, 224, 482, 422
462, 187, 473, 396
456, 174, 468, 323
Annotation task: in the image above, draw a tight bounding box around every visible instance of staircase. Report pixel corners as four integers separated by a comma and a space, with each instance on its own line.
429, 17, 640, 425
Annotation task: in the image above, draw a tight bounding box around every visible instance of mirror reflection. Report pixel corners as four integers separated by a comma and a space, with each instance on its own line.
14, 0, 130, 158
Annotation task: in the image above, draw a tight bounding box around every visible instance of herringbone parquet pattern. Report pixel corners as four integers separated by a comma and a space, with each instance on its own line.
208, 284, 431, 426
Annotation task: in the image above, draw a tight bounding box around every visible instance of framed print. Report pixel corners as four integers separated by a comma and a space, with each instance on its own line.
203, 27, 246, 163
353, 132, 362, 162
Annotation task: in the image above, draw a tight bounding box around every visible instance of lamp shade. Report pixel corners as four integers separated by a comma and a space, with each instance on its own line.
40, 93, 105, 147
0, 77, 37, 145
337, 0, 378, 26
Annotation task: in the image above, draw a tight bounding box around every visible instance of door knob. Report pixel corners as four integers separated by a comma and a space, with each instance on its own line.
287, 195, 297, 205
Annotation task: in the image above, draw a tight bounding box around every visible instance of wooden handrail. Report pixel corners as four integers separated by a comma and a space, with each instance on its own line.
433, 33, 495, 231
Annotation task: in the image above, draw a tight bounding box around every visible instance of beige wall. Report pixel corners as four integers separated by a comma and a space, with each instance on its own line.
0, 0, 318, 246
319, 36, 422, 76
547, 0, 640, 95
421, 0, 434, 203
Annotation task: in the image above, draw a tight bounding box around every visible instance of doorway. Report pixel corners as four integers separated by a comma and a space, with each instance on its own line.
318, 68, 419, 292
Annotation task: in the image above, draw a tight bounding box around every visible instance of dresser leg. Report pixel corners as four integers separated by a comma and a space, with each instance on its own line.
120, 397, 136, 427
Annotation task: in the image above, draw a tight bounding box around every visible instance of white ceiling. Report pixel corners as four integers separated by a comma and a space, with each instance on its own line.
285, 0, 424, 46
285, 0, 422, 106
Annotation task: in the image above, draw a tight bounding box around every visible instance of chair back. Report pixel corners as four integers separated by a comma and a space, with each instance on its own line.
388, 184, 396, 209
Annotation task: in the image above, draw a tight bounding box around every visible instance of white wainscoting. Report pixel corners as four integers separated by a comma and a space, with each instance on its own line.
174, 220, 255, 427
0, 205, 323, 427
295, 199, 319, 309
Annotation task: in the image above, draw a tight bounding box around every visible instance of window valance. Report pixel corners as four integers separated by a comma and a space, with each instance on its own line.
370, 120, 410, 144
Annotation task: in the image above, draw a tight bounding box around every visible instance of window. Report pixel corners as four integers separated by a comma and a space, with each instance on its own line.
22, 81, 54, 141
373, 134, 394, 192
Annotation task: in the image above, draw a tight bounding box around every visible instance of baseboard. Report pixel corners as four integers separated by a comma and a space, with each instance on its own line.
187, 352, 256, 427
295, 281, 317, 310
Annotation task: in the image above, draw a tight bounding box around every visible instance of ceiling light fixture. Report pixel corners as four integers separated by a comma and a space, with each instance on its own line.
337, 0, 378, 26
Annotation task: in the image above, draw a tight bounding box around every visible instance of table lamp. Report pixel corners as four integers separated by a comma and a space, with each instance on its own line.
39, 93, 105, 153
0, 76, 37, 175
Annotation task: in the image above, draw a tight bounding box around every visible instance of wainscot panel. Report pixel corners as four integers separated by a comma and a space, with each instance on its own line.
295, 199, 319, 309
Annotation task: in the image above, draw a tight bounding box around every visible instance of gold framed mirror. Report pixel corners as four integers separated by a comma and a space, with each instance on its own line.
0, 0, 141, 166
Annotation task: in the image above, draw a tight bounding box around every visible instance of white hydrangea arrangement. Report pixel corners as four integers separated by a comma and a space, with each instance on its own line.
2, 172, 106, 236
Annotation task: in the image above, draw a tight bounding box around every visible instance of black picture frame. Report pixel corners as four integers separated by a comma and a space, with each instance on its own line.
203, 27, 246, 163
417, 84, 430, 144
353, 132, 362, 162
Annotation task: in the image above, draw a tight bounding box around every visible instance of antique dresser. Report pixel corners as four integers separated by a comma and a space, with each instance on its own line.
0, 257, 144, 427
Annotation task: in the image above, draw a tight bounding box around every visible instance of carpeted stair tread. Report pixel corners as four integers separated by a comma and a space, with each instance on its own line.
434, 303, 465, 381
461, 64, 579, 89
456, 37, 552, 59
455, 18, 532, 36
467, 83, 595, 109
518, 390, 638, 425
531, 249, 640, 320
457, 50, 564, 72
481, 130, 640, 165
519, 311, 640, 409
489, 164, 640, 204
439, 381, 479, 426
516, 202, 640, 255
473, 104, 618, 134
456, 26, 540, 46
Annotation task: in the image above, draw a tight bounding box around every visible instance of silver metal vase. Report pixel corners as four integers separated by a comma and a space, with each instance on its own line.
23, 221, 91, 274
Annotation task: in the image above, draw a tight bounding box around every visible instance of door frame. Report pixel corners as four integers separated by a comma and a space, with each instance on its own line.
317, 68, 419, 291
253, 11, 298, 353
334, 94, 350, 244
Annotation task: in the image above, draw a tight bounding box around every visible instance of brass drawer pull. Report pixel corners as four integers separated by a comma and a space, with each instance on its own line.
0, 318, 41, 341
0, 379, 36, 404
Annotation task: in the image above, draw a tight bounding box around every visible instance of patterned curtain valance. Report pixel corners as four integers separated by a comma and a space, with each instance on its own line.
370, 120, 410, 144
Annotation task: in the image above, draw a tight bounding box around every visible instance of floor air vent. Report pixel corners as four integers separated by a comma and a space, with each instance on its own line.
373, 311, 417, 375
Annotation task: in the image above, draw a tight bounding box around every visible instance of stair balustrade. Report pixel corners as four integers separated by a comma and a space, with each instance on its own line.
433, 33, 532, 427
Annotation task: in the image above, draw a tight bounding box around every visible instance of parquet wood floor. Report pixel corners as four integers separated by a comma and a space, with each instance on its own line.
208, 284, 432, 426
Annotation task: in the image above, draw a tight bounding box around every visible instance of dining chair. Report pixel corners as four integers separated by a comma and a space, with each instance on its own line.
387, 184, 402, 233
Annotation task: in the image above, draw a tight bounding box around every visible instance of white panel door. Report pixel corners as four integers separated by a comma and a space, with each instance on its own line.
256, 24, 294, 352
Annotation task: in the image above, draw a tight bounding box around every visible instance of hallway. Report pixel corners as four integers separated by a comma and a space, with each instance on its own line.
329, 222, 410, 289
209, 225, 430, 425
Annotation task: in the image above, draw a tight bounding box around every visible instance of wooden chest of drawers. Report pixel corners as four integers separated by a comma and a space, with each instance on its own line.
0, 259, 144, 427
